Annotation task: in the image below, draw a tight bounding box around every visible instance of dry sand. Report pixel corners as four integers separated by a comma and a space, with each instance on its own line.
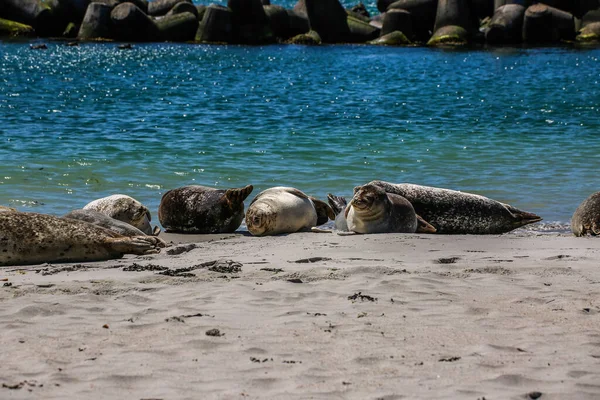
1, 231, 599, 399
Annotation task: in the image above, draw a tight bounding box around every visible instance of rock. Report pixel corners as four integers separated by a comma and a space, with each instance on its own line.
522, 3, 575, 44
485, 4, 525, 44
387, 0, 437, 42
147, 0, 192, 17
381, 8, 413, 38
286, 29, 321, 44
427, 24, 469, 45
303, 0, 350, 42
111, 2, 160, 42
0, 18, 35, 37
577, 10, 600, 43
166, 2, 198, 17
228, 0, 272, 43
196, 4, 233, 43
77, 2, 113, 40
156, 11, 198, 41
370, 30, 411, 45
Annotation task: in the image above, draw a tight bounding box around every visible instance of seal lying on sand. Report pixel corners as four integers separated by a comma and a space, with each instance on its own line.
84, 194, 158, 235
571, 192, 600, 236
369, 181, 542, 234
0, 212, 165, 266
327, 186, 436, 234
63, 209, 155, 238
0, 206, 16, 212
246, 187, 333, 236
158, 184, 253, 234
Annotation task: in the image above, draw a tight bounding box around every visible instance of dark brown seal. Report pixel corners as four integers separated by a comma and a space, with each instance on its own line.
370, 180, 542, 234
571, 192, 600, 236
0, 212, 165, 266
158, 184, 253, 234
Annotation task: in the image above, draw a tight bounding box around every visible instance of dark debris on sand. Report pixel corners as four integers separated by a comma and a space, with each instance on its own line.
348, 292, 377, 302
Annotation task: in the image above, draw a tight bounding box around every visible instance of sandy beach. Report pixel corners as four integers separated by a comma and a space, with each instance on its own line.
1, 230, 599, 399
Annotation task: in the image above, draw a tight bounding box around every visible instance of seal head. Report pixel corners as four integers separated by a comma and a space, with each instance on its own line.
83, 194, 156, 235
246, 187, 322, 236
346, 184, 419, 234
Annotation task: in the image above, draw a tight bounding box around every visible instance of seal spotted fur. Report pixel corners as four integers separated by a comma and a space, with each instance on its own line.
370, 181, 542, 234
158, 184, 253, 234
0, 212, 165, 266
327, 185, 436, 234
571, 192, 600, 237
63, 209, 151, 237
83, 194, 157, 235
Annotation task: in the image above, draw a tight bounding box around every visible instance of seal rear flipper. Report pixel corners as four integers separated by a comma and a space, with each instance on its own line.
311, 197, 335, 225
416, 214, 437, 233
503, 204, 543, 228
225, 185, 254, 204
327, 193, 347, 216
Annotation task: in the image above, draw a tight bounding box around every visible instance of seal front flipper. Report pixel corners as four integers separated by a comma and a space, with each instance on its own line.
416, 214, 437, 233
109, 236, 165, 256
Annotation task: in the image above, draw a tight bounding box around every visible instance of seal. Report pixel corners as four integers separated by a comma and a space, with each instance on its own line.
571, 192, 600, 237
245, 187, 333, 236
83, 194, 157, 235
158, 184, 253, 234
0, 212, 166, 266
63, 209, 151, 237
369, 180, 542, 234
328, 190, 436, 234
0, 205, 16, 212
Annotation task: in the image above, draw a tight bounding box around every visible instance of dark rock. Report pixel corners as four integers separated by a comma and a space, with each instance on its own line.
349, 2, 370, 18
387, 0, 437, 42
522, 4, 575, 44
381, 8, 412, 38
147, 0, 192, 17
286, 29, 321, 44
196, 5, 233, 43
485, 4, 525, 44
111, 2, 160, 41
156, 11, 198, 41
428, 24, 469, 45
77, 2, 113, 40
303, 0, 350, 42
166, 1, 198, 17
370, 30, 411, 45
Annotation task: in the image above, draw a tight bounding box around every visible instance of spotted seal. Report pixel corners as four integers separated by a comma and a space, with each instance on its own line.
246, 187, 333, 236
63, 209, 152, 237
571, 192, 600, 237
0, 212, 165, 266
328, 185, 436, 234
83, 194, 158, 235
158, 184, 253, 234
369, 180, 542, 234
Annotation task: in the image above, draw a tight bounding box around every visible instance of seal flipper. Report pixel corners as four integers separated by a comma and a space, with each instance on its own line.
225, 185, 254, 204
311, 197, 335, 225
327, 193, 347, 216
108, 236, 166, 256
416, 214, 437, 233
503, 204, 543, 228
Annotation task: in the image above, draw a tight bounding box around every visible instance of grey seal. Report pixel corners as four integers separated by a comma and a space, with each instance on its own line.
62, 209, 150, 237
0, 212, 166, 266
370, 180, 542, 234
327, 186, 436, 234
158, 184, 253, 234
572, 192, 600, 236
83, 194, 157, 235
245, 187, 333, 236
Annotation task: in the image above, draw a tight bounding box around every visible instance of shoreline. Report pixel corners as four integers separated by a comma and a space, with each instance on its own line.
1, 232, 599, 399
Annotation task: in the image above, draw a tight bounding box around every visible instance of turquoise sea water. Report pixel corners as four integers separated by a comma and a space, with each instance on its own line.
1, 41, 599, 231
